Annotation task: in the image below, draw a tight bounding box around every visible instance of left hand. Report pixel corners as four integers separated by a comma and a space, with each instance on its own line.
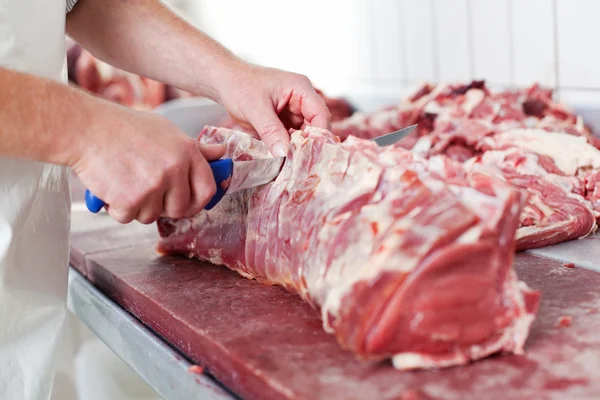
216, 62, 332, 157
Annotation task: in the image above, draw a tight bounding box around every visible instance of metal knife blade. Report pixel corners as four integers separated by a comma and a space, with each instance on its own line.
369, 124, 417, 146
227, 157, 285, 194
225, 124, 418, 195
201, 156, 285, 210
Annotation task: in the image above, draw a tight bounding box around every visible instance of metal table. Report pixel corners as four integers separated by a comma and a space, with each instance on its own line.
67, 266, 238, 400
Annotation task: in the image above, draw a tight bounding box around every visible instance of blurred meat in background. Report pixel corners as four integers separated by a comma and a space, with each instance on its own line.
66, 40, 193, 110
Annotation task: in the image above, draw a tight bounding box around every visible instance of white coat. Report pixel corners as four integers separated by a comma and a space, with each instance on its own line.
0, 1, 73, 399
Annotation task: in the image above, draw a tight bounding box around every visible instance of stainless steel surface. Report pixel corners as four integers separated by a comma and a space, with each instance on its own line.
369, 124, 418, 146
67, 267, 237, 400
228, 157, 285, 193
527, 235, 600, 272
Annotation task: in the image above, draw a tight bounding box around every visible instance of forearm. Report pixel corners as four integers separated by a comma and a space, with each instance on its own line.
66, 0, 241, 101
0, 67, 110, 166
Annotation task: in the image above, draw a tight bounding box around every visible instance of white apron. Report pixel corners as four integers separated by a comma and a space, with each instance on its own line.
0, 1, 72, 399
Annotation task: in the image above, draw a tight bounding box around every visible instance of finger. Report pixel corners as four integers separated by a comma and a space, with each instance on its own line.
245, 103, 290, 157
183, 144, 225, 218
279, 109, 305, 130
137, 191, 166, 224
162, 168, 190, 219
236, 121, 261, 139
186, 155, 218, 217
301, 92, 332, 130
107, 206, 137, 224
226, 116, 261, 138
197, 143, 226, 160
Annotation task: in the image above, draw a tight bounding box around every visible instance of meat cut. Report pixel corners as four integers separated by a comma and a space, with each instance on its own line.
328, 80, 600, 250
157, 125, 540, 370
412, 128, 600, 250
331, 81, 598, 152
472, 130, 600, 249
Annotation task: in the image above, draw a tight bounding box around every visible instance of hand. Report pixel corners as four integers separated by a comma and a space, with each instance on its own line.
216, 62, 332, 157
72, 107, 224, 224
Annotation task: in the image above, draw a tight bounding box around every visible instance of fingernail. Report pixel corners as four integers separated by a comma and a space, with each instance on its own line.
272, 141, 288, 157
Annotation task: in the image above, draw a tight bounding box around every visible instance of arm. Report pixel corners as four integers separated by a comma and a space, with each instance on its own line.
65, 0, 240, 102
0, 66, 106, 166
66, 0, 331, 156
0, 66, 222, 224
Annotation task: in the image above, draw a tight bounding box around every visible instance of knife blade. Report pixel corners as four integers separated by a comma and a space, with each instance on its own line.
84, 124, 419, 213
369, 124, 417, 146
202, 123, 419, 210
203, 156, 285, 210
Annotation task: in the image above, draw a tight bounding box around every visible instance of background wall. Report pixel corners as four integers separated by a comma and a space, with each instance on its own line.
167, 0, 600, 108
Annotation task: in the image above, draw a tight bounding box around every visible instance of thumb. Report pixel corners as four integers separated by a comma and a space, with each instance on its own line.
246, 106, 290, 157
197, 143, 226, 160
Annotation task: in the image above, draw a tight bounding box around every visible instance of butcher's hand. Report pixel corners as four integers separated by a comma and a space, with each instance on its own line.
216, 62, 332, 157
72, 107, 224, 224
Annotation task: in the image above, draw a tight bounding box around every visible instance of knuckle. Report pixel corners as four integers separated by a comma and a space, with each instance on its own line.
259, 123, 285, 139
202, 175, 217, 198
186, 203, 203, 217
204, 192, 216, 207
127, 192, 145, 209
165, 186, 191, 219
138, 213, 159, 225
294, 73, 309, 84
137, 215, 152, 225
164, 156, 185, 175
116, 198, 142, 220
207, 183, 217, 198
193, 192, 214, 211
194, 188, 215, 211
110, 209, 133, 224
119, 198, 136, 212
168, 203, 188, 219
168, 210, 186, 220
146, 174, 164, 193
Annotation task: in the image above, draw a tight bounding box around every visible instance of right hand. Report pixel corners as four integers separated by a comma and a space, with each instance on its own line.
72, 107, 224, 224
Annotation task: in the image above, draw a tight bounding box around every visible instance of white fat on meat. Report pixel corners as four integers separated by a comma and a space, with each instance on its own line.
303, 144, 382, 307
515, 220, 576, 242
411, 136, 433, 156
463, 89, 487, 115
485, 129, 600, 175
478, 149, 581, 193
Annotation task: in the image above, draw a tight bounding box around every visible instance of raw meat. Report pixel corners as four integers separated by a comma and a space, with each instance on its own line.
335, 80, 600, 250
414, 128, 600, 250
473, 130, 600, 249
331, 80, 597, 152
67, 42, 191, 110
156, 125, 540, 370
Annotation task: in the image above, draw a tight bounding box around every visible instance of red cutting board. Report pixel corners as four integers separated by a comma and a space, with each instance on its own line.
70, 211, 600, 400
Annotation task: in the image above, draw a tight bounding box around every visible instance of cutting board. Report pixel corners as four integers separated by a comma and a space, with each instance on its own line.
70, 208, 600, 400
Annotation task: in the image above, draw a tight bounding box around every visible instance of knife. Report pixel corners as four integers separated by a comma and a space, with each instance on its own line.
84, 124, 417, 213
370, 124, 417, 146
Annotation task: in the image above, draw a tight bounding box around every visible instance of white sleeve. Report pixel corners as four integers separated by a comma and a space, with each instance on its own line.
66, 0, 79, 13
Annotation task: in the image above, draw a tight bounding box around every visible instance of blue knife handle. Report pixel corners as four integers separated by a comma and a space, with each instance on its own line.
204, 158, 234, 210
84, 158, 234, 214
85, 189, 106, 213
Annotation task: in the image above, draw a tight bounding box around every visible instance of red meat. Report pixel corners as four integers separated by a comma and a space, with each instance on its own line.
156, 126, 539, 370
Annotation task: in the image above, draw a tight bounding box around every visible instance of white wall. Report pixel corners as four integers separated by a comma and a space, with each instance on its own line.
177, 0, 600, 106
